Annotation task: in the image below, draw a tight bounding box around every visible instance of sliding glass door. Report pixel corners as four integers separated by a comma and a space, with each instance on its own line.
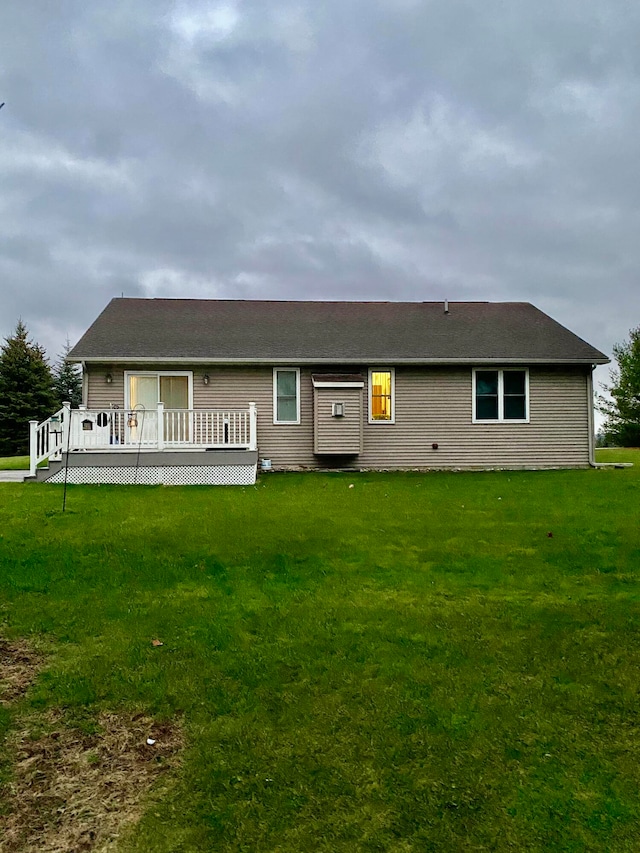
126, 372, 192, 444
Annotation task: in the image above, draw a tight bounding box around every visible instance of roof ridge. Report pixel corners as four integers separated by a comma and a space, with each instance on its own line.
111, 297, 510, 306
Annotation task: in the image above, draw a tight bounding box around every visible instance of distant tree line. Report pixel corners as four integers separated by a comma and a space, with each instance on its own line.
0, 321, 82, 456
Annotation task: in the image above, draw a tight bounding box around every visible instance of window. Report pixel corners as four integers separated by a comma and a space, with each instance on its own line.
473, 369, 528, 422
273, 369, 300, 424
369, 369, 395, 423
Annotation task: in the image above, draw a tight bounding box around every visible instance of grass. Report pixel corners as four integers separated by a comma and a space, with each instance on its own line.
1, 449, 639, 851
0, 456, 29, 471
595, 447, 640, 464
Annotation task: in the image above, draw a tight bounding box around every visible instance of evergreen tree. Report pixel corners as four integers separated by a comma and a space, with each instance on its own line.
0, 321, 57, 455
599, 326, 640, 447
53, 339, 82, 409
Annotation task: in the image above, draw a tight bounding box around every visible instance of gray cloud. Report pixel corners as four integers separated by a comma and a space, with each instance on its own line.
1, 0, 639, 410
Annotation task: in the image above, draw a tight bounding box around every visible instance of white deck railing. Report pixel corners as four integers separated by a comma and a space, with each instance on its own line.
30, 402, 257, 475
29, 405, 68, 474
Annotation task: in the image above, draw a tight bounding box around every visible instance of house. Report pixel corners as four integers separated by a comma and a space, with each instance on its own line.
29, 299, 609, 484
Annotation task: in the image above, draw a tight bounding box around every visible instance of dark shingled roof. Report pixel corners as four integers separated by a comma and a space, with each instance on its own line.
68, 299, 609, 365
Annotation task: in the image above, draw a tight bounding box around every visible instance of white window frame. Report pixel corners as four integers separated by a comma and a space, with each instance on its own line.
472, 368, 529, 424
273, 368, 301, 425
368, 368, 395, 424
124, 370, 194, 410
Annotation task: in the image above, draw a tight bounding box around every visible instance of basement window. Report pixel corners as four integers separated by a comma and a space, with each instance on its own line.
473, 369, 529, 422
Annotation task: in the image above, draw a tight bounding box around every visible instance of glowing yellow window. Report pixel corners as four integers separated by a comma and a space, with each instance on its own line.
370, 370, 393, 421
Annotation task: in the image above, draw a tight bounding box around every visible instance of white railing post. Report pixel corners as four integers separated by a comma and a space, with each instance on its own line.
157, 402, 165, 451
61, 401, 71, 455
249, 402, 257, 451
29, 420, 38, 476
76, 405, 85, 451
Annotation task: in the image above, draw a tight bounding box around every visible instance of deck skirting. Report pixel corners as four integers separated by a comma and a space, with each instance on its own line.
45, 464, 256, 485
38, 450, 258, 485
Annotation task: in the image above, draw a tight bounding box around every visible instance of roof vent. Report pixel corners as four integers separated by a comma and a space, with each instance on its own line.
444, 300, 449, 314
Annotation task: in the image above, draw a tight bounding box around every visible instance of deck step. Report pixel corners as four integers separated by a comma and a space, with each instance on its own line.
31, 460, 63, 482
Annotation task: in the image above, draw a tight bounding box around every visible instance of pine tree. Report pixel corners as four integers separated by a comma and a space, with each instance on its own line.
53, 339, 82, 409
0, 321, 57, 456
599, 326, 640, 447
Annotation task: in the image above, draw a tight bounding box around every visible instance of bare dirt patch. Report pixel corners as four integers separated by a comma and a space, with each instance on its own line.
1, 709, 183, 852
0, 640, 183, 851
0, 639, 43, 705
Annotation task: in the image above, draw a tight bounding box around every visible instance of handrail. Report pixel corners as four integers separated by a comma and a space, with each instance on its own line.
29, 404, 68, 476
30, 404, 257, 469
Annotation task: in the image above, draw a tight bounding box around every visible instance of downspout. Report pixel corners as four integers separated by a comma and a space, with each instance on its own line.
587, 367, 596, 467
81, 361, 88, 407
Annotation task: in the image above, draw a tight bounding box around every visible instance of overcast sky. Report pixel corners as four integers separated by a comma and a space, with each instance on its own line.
1, 0, 639, 403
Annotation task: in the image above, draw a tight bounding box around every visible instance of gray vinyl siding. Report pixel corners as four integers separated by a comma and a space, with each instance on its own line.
85, 364, 591, 469
86, 364, 316, 467
193, 367, 316, 467
85, 368, 125, 411
314, 387, 363, 455
358, 367, 590, 469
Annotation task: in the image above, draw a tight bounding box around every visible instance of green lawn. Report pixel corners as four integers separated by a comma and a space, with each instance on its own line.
595, 447, 640, 464
0, 456, 29, 471
1, 453, 639, 851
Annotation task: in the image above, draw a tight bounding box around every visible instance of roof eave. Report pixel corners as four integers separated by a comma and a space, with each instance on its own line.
68, 355, 610, 366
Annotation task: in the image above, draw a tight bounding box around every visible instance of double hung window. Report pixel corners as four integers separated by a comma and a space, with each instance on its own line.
273, 369, 300, 423
369, 369, 395, 423
473, 369, 528, 422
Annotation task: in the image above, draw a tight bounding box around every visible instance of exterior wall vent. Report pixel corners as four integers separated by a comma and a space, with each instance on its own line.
332, 402, 345, 417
